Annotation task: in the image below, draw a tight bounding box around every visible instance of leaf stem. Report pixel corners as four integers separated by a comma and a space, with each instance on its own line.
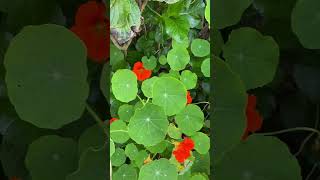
193, 102, 210, 105
257, 127, 320, 137
137, 94, 146, 105
85, 103, 108, 135
146, 5, 162, 18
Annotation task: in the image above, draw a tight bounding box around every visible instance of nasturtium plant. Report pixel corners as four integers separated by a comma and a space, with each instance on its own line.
110, 0, 210, 179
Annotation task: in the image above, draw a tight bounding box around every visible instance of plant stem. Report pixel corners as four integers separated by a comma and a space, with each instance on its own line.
146, 5, 162, 18
137, 94, 146, 105
86, 103, 108, 135
257, 127, 320, 137
193, 101, 210, 105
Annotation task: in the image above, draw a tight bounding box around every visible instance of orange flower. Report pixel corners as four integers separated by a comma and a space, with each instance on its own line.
173, 138, 194, 163
186, 91, 192, 104
109, 117, 118, 124
132, 61, 152, 81
242, 95, 263, 140
71, 0, 109, 63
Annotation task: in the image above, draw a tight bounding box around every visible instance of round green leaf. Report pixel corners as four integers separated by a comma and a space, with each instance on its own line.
180, 70, 198, 89
159, 55, 167, 65
176, 104, 204, 136
153, 77, 187, 116
25, 135, 78, 180
223, 27, 279, 90
100, 63, 109, 101
191, 132, 210, 154
167, 47, 190, 71
191, 174, 208, 180
118, 104, 134, 122
146, 141, 168, 154
4, 24, 89, 129
110, 139, 115, 157
139, 159, 178, 180
191, 39, 210, 57
113, 164, 138, 180
191, 152, 210, 175
110, 43, 124, 66
142, 56, 157, 70
213, 0, 252, 29
125, 143, 139, 161
78, 124, 106, 155
111, 148, 126, 167
213, 58, 246, 161
67, 145, 107, 180
172, 38, 189, 49
215, 135, 302, 180
110, 120, 130, 144
167, 123, 182, 139
128, 103, 168, 146
292, 0, 320, 49
201, 58, 210, 77
111, 69, 138, 102
134, 150, 149, 168
141, 77, 159, 98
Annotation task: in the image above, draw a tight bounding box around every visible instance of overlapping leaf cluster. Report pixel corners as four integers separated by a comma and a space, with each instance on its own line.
109, 0, 210, 179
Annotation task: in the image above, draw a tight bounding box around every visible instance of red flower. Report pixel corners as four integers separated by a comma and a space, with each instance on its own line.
132, 61, 152, 81
173, 138, 194, 163
186, 91, 192, 104
242, 95, 263, 140
71, 0, 109, 63
109, 118, 118, 124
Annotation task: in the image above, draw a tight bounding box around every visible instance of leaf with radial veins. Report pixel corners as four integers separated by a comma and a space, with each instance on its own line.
152, 77, 187, 116
138, 159, 178, 180
128, 103, 168, 146
4, 24, 89, 129
176, 104, 204, 136
111, 69, 138, 102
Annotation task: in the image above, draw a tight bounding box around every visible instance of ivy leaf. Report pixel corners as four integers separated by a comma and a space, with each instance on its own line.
164, 15, 189, 42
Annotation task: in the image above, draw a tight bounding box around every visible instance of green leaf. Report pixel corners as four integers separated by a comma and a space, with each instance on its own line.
111, 69, 138, 102
100, 63, 109, 101
78, 124, 106, 155
110, 43, 125, 65
142, 56, 157, 70
4, 24, 89, 129
213, 29, 224, 55
110, 120, 130, 144
146, 141, 168, 154
292, 0, 320, 49
142, 77, 159, 98
164, 16, 189, 42
167, 47, 190, 71
213, 0, 252, 29
213, 58, 246, 161
205, 0, 210, 25
191, 152, 210, 175
223, 27, 279, 90
110, 0, 141, 44
191, 39, 210, 57
134, 150, 149, 168
172, 38, 189, 49
167, 123, 182, 139
139, 159, 178, 180
67, 145, 107, 180
180, 70, 198, 90
128, 103, 168, 146
110, 139, 115, 157
25, 135, 78, 180
111, 148, 127, 167
153, 0, 181, 4
175, 104, 204, 136
125, 143, 139, 161
113, 164, 138, 180
201, 58, 210, 77
159, 55, 167, 65
118, 104, 134, 122
191, 174, 208, 180
191, 132, 210, 155
153, 77, 187, 116
215, 135, 302, 180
